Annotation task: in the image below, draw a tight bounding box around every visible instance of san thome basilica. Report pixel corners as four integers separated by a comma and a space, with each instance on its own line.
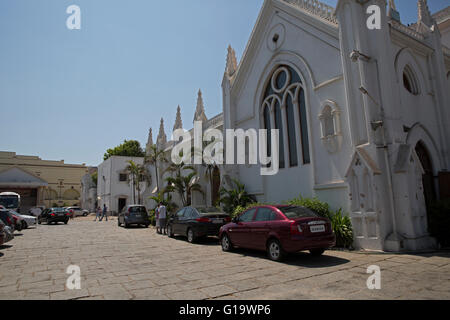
140, 0, 450, 252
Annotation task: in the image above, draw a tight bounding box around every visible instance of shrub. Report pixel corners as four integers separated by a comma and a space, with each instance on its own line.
286, 196, 333, 220
428, 199, 450, 247
219, 179, 256, 214
330, 209, 354, 248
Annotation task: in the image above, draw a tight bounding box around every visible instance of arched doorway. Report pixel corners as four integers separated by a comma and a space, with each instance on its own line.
211, 166, 221, 206
415, 141, 437, 207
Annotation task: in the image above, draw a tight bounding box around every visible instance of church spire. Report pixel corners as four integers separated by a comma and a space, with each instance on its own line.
387, 0, 400, 22
145, 127, 153, 156
417, 0, 433, 27
157, 118, 167, 147
193, 89, 207, 123
225, 45, 238, 77
173, 105, 183, 132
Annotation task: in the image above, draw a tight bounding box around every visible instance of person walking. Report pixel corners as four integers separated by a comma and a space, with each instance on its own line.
94, 206, 101, 221
155, 203, 160, 234
100, 204, 108, 221
158, 202, 167, 235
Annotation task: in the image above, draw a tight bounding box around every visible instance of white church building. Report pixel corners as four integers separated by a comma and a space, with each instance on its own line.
141, 0, 450, 252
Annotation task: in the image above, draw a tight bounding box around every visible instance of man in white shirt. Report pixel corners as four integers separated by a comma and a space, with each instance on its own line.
158, 202, 167, 235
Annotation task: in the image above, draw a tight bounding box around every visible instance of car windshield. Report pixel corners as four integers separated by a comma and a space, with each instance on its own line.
196, 207, 222, 213
278, 206, 320, 219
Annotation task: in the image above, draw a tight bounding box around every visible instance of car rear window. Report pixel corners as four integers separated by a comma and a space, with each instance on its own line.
53, 208, 66, 212
278, 206, 320, 219
130, 206, 147, 213
197, 207, 222, 214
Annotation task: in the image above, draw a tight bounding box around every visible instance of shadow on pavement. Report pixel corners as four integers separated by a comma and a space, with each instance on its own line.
168, 235, 220, 246
227, 247, 350, 268
0, 244, 12, 250
13, 233, 23, 236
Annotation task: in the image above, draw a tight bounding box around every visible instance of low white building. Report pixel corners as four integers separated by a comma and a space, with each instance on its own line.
97, 156, 145, 215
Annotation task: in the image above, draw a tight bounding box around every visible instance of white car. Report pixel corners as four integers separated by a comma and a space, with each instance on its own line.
17, 214, 37, 228
66, 207, 89, 217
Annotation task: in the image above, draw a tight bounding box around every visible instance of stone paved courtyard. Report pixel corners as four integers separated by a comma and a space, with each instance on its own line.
0, 217, 449, 300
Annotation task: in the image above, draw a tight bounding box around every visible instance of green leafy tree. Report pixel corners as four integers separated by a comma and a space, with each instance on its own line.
104, 140, 145, 161
218, 179, 255, 214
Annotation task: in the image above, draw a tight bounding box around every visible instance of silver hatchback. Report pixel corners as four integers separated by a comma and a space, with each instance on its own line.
118, 205, 150, 228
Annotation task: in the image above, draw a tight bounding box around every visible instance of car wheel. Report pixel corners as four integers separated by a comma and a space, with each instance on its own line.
187, 228, 196, 243
267, 239, 285, 262
118, 219, 121, 226
22, 221, 28, 229
124, 222, 129, 228
167, 225, 174, 238
221, 234, 233, 252
309, 248, 325, 257
38, 219, 41, 225
64, 220, 68, 225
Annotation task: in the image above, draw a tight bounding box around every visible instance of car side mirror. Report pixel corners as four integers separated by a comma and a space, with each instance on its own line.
232, 217, 238, 223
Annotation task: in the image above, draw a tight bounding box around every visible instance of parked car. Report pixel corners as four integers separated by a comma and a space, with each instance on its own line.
0, 220, 5, 245
11, 211, 37, 229
10, 213, 24, 232
66, 207, 89, 218
1, 220, 14, 244
38, 208, 70, 225
0, 209, 15, 231
118, 205, 150, 228
167, 207, 231, 243
219, 205, 336, 261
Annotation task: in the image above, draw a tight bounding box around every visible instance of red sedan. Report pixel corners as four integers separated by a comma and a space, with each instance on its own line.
219, 205, 336, 261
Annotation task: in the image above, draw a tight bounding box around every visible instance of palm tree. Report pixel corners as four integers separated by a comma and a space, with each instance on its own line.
145, 144, 167, 194
136, 165, 151, 205
219, 179, 255, 214
126, 160, 139, 204
164, 168, 204, 207
191, 139, 223, 204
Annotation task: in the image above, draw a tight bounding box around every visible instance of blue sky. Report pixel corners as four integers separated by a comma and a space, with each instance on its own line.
0, 0, 448, 166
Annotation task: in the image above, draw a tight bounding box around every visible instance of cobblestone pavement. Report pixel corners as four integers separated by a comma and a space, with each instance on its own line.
0, 218, 449, 300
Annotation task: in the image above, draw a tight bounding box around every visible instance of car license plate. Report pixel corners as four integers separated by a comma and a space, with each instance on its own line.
310, 225, 325, 233
213, 219, 223, 224
58, 213, 65, 216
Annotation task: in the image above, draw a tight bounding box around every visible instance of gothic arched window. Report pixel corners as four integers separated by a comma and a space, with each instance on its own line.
261, 65, 310, 168
403, 65, 419, 95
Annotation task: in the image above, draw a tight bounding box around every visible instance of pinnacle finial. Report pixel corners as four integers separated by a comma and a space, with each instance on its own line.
173, 105, 183, 132
226, 45, 238, 76
387, 0, 400, 22
157, 118, 167, 147
193, 89, 207, 123
417, 0, 433, 27
145, 128, 154, 155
